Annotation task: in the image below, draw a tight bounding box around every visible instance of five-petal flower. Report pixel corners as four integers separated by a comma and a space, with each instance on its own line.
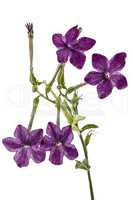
84, 53, 128, 99
41, 122, 78, 165
52, 26, 96, 69
2, 125, 46, 167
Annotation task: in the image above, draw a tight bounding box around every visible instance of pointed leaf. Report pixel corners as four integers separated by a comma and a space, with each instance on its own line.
81, 124, 98, 133
61, 101, 73, 124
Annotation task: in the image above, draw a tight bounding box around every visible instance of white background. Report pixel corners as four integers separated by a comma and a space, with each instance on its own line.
0, 0, 132, 199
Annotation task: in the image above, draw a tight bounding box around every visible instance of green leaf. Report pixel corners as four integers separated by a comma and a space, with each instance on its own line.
57, 65, 66, 89
61, 100, 73, 124
81, 124, 98, 133
71, 91, 81, 114
75, 159, 90, 171
63, 100, 72, 114
85, 134, 92, 146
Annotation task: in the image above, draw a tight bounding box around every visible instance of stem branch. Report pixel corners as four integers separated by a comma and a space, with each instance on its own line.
36, 90, 55, 104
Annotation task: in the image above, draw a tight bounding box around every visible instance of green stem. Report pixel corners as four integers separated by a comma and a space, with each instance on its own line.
28, 96, 40, 131
56, 96, 61, 127
79, 133, 95, 200
74, 82, 87, 90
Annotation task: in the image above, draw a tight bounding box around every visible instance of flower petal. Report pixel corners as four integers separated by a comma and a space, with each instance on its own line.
2, 137, 22, 152
111, 73, 128, 89
84, 71, 104, 85
49, 145, 64, 165
14, 148, 29, 167
70, 51, 86, 69
31, 146, 46, 163
52, 34, 65, 48
63, 144, 78, 160
92, 54, 108, 72
30, 129, 43, 146
46, 122, 62, 141
14, 125, 29, 143
97, 80, 113, 99
56, 48, 70, 63
41, 135, 55, 151
73, 37, 96, 51
109, 52, 126, 73
61, 125, 74, 144
65, 25, 80, 44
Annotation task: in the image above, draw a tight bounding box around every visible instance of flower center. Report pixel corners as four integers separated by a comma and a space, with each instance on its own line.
56, 142, 62, 146
67, 43, 72, 48
24, 144, 30, 148
105, 72, 111, 79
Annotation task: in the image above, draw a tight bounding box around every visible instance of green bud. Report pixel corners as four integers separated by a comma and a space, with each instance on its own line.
85, 134, 92, 146
57, 65, 66, 89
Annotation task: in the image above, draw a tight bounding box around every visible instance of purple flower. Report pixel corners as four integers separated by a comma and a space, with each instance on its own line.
84, 53, 128, 99
41, 122, 78, 165
52, 26, 96, 69
2, 125, 46, 167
